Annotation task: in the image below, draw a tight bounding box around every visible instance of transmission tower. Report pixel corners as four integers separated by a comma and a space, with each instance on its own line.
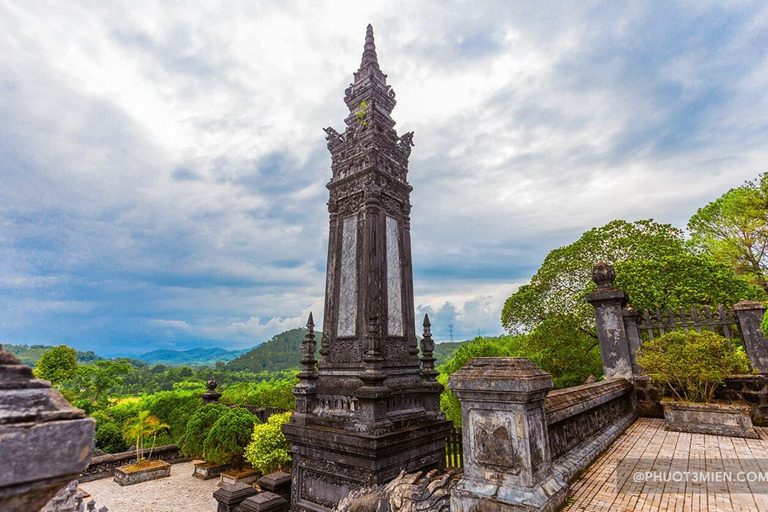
448, 324, 454, 342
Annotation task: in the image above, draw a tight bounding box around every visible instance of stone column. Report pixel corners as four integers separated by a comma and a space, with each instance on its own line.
623, 307, 643, 375
585, 262, 633, 380
734, 301, 768, 373
448, 358, 568, 512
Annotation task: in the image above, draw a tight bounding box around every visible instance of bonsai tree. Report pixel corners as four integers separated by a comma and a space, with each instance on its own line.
203, 408, 259, 471
179, 403, 228, 458
245, 411, 292, 474
122, 410, 169, 465
637, 330, 751, 403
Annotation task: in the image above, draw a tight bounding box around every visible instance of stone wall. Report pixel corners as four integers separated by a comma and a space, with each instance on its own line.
546, 379, 634, 461
635, 374, 768, 425
79, 444, 190, 482
448, 358, 636, 511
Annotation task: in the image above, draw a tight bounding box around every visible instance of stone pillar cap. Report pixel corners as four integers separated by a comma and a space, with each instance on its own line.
448, 358, 553, 397
734, 301, 766, 311
238, 491, 289, 512
212, 482, 258, 504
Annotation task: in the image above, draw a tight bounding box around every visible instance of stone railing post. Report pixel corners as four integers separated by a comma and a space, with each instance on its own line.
734, 301, 768, 373
623, 307, 643, 375
585, 262, 633, 380
448, 358, 568, 511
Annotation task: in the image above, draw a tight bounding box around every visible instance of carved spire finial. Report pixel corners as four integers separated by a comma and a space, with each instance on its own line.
307, 311, 315, 332
361, 24, 379, 70
592, 261, 616, 290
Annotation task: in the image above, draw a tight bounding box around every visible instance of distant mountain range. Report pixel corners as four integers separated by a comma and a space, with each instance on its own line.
135, 346, 252, 366
2, 332, 466, 370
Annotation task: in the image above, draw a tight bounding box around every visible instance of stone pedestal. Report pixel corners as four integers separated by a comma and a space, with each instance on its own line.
220, 468, 261, 487
0, 345, 95, 511
113, 461, 171, 486
586, 262, 633, 380
239, 492, 290, 512
283, 420, 451, 510
734, 301, 768, 373
448, 358, 568, 512
257, 472, 291, 501
213, 483, 258, 512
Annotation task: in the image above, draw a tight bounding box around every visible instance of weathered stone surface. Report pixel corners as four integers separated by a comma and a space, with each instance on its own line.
220, 468, 261, 487
662, 400, 758, 438
257, 472, 291, 500
79, 443, 190, 482
194, 461, 232, 480
337, 216, 358, 337
113, 461, 171, 486
333, 469, 460, 512
214, 482, 259, 512
238, 491, 289, 512
449, 358, 567, 512
450, 358, 636, 512
41, 480, 108, 512
734, 301, 768, 373
0, 345, 95, 512
545, 379, 635, 463
284, 24, 449, 511
585, 263, 632, 380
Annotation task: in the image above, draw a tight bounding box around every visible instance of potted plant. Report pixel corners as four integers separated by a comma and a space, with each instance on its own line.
202, 407, 261, 486
114, 410, 172, 485
180, 404, 231, 480
637, 329, 756, 438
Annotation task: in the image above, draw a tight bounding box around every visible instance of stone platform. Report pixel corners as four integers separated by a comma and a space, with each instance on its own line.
563, 418, 768, 511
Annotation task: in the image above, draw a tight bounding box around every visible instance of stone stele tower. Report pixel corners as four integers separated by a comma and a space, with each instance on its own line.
282, 25, 452, 511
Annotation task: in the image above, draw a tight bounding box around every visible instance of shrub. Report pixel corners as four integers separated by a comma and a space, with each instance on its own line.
179, 404, 229, 458
203, 408, 259, 470
139, 390, 203, 442
637, 330, 751, 403
94, 419, 129, 454
245, 411, 292, 474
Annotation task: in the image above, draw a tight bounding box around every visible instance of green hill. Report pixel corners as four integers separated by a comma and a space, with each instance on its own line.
2, 343, 103, 367
225, 328, 308, 372
433, 341, 464, 367
136, 347, 250, 366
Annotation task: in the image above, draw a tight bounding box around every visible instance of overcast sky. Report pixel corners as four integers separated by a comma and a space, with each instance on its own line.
1, 1, 767, 355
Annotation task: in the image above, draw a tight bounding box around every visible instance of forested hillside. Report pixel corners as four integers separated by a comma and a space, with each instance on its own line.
136, 347, 251, 366
225, 328, 307, 372
3, 343, 103, 366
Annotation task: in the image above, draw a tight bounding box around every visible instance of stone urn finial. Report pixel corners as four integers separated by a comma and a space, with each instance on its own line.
592, 261, 616, 290
207, 375, 218, 392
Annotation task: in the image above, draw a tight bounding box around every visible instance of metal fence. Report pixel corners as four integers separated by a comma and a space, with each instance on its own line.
637, 305, 740, 342
444, 426, 463, 469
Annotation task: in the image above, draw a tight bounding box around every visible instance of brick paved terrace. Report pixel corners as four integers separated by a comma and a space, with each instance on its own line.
563, 418, 768, 512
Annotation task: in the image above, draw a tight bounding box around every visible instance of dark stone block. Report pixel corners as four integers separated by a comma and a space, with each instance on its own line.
648, 388, 661, 401
238, 492, 289, 512
635, 389, 646, 400
743, 392, 761, 404
214, 483, 258, 512
256, 472, 291, 500
744, 377, 766, 392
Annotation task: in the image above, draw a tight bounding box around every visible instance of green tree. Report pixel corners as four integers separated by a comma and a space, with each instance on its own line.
122, 410, 169, 464
71, 360, 132, 406
94, 418, 129, 454
688, 175, 768, 294
244, 411, 293, 473
34, 345, 78, 386
179, 404, 229, 458
500, 219, 763, 388
501, 220, 686, 335
203, 408, 259, 470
